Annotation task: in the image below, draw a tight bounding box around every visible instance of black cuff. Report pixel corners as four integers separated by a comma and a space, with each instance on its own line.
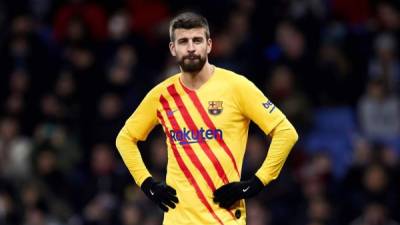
250, 176, 264, 188
141, 177, 154, 193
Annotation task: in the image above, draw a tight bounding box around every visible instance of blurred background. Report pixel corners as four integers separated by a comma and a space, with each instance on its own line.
0, 0, 400, 224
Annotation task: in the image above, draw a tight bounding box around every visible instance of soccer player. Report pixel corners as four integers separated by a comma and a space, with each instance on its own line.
115, 12, 298, 225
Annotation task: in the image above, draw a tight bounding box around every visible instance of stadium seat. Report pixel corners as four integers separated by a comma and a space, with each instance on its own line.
304, 106, 358, 178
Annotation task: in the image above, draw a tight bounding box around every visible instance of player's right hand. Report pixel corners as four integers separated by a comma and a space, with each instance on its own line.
141, 177, 179, 212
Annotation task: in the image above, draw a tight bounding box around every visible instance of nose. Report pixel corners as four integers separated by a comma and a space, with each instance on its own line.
187, 40, 195, 52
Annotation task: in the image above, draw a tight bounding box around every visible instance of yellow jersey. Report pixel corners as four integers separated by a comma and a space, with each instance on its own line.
116, 67, 298, 225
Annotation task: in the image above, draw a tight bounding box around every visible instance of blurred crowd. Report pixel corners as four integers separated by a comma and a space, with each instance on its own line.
0, 0, 400, 225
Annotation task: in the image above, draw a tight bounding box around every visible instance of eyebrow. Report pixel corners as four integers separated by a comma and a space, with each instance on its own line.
177, 36, 204, 42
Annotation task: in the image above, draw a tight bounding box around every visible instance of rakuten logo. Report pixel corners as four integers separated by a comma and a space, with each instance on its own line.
170, 128, 223, 145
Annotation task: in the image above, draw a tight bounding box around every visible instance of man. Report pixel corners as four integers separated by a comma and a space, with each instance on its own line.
116, 12, 298, 225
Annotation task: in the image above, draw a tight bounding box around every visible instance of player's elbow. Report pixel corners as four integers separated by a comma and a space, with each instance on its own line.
290, 127, 299, 144
276, 124, 298, 149
280, 119, 299, 145
115, 130, 123, 150
115, 129, 128, 150
115, 128, 138, 150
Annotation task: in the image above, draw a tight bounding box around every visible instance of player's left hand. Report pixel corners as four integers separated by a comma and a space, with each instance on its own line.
213, 175, 264, 209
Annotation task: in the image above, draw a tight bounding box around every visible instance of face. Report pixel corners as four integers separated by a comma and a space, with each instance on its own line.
169, 28, 212, 73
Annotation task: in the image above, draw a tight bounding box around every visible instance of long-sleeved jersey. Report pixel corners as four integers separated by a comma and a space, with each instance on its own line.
116, 67, 298, 225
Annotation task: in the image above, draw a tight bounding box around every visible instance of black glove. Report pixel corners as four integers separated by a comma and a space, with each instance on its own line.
141, 177, 179, 212
213, 176, 264, 209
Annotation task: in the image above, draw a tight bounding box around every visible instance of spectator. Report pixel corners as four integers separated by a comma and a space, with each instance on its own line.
368, 33, 400, 93
358, 78, 400, 143
350, 202, 400, 225
0, 116, 32, 181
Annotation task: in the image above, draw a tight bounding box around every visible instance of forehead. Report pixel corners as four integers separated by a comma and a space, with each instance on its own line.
174, 28, 207, 40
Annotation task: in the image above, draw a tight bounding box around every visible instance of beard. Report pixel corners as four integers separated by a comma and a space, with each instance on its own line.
178, 54, 206, 73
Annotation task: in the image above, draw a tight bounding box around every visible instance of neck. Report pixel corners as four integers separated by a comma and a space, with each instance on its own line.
181, 62, 214, 90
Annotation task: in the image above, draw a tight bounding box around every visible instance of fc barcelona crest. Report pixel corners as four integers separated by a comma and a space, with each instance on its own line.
208, 101, 223, 115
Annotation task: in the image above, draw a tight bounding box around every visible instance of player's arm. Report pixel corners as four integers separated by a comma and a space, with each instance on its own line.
115, 90, 158, 186
255, 117, 298, 184
115, 88, 178, 211
213, 76, 298, 209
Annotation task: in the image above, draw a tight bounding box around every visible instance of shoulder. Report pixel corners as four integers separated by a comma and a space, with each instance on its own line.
215, 67, 253, 87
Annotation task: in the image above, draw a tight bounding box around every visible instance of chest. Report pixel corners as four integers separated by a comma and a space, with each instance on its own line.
157, 84, 244, 131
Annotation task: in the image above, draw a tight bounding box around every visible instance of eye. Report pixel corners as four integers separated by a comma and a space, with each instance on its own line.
177, 38, 188, 44
193, 37, 203, 43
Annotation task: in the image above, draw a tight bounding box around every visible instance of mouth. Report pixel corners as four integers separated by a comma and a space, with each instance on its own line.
185, 55, 200, 60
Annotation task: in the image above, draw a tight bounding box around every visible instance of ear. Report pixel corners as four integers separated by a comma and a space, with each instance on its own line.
207, 38, 212, 54
169, 42, 176, 56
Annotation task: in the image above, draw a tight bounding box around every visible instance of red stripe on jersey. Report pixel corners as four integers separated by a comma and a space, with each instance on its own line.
179, 80, 240, 178
168, 84, 230, 184
157, 111, 225, 225
159, 95, 216, 191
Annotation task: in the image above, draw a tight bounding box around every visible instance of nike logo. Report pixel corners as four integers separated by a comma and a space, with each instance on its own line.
242, 186, 250, 192
167, 109, 179, 116
150, 189, 155, 196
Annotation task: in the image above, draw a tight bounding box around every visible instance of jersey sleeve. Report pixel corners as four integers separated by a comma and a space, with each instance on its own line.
234, 76, 285, 134
255, 118, 298, 185
234, 75, 298, 185
115, 87, 159, 186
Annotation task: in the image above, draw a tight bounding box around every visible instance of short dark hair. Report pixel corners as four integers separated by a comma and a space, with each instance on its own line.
169, 12, 210, 41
